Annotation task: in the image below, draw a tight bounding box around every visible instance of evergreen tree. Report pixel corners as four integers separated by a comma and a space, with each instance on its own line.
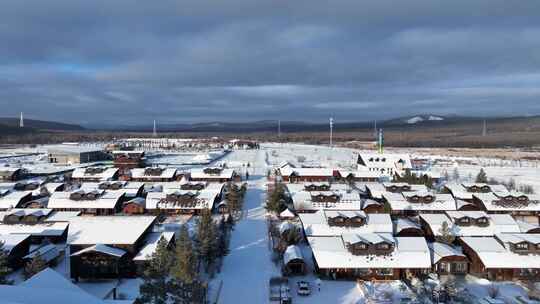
195, 210, 218, 271
475, 168, 488, 183
437, 221, 455, 245
266, 182, 285, 213
24, 255, 47, 279
0, 241, 12, 285
171, 225, 197, 284
138, 238, 173, 304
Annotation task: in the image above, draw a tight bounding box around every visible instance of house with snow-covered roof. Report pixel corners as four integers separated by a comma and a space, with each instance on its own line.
0, 234, 31, 268
145, 182, 223, 215
307, 233, 430, 280
299, 210, 393, 237
67, 215, 157, 279
0, 190, 33, 210
460, 234, 540, 281
356, 153, 412, 177
420, 211, 520, 240
428, 242, 469, 275
190, 167, 240, 183
71, 167, 119, 182
131, 167, 178, 182
473, 192, 540, 222
48, 188, 127, 215
278, 167, 341, 183
382, 192, 456, 216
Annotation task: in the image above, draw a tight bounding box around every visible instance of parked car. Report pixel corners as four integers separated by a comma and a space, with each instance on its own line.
297, 281, 311, 296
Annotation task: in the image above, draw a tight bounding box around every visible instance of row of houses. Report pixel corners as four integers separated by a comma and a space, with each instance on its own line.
278, 162, 540, 282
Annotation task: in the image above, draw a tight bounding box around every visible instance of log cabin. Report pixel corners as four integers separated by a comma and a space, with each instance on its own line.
307, 234, 431, 280
67, 216, 157, 279
71, 167, 119, 183
428, 242, 469, 275
299, 210, 393, 237
460, 235, 540, 281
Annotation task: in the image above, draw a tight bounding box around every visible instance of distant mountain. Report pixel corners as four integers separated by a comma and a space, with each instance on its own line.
0, 118, 84, 131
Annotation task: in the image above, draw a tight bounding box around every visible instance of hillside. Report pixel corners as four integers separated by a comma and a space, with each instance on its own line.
0, 118, 84, 131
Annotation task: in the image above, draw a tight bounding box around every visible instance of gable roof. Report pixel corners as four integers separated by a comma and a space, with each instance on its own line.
67, 216, 156, 245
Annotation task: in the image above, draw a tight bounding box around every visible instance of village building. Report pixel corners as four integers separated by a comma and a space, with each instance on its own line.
47, 145, 108, 164
67, 216, 157, 279
356, 153, 412, 177
278, 167, 341, 183
112, 150, 146, 170
428, 242, 469, 275
0, 267, 127, 304
71, 167, 119, 183
0, 167, 26, 182
145, 183, 223, 215
48, 188, 127, 215
0, 220, 69, 244
228, 139, 258, 149
190, 167, 240, 183
339, 171, 380, 183
282, 245, 306, 275
291, 190, 362, 213
299, 210, 393, 237
307, 233, 431, 280
130, 167, 178, 182
23, 242, 62, 268
420, 211, 521, 240
460, 234, 540, 281
473, 192, 540, 223
0, 234, 31, 269
0, 190, 33, 211
393, 218, 425, 237
382, 192, 457, 216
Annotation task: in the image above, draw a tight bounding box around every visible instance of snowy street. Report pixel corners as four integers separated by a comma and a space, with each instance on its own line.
213, 149, 280, 303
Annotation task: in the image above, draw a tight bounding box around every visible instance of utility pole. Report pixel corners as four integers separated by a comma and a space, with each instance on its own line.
373, 120, 377, 140
378, 129, 384, 154
153, 120, 157, 137
19, 112, 24, 128
278, 120, 281, 140
482, 119, 487, 137
329, 117, 334, 148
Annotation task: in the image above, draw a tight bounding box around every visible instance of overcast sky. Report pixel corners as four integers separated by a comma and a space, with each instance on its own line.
1, 0, 540, 125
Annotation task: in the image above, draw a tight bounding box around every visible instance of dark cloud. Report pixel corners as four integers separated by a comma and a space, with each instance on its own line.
1, 0, 540, 125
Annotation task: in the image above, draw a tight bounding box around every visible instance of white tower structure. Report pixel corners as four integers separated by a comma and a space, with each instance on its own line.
19, 112, 24, 128
153, 120, 157, 137
329, 117, 334, 148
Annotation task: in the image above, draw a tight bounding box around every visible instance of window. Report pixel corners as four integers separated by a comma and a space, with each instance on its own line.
454, 262, 467, 272
377, 268, 393, 276
356, 243, 368, 250
377, 243, 391, 250
477, 218, 488, 224
516, 243, 529, 250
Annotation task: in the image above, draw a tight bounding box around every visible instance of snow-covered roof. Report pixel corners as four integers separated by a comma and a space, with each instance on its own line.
461, 236, 540, 269
358, 153, 412, 170
133, 231, 176, 261
0, 234, 30, 253
393, 218, 422, 234
71, 167, 118, 181
131, 167, 177, 179
291, 190, 362, 212
67, 216, 156, 245
48, 189, 126, 210
0, 222, 68, 237
383, 192, 457, 211
283, 245, 303, 264
474, 193, 540, 212
145, 184, 221, 210
517, 220, 540, 233
299, 210, 392, 237
47, 145, 103, 154
365, 183, 387, 199
44, 211, 81, 222
24, 243, 60, 263
496, 233, 540, 246
190, 168, 236, 180
0, 190, 32, 209
428, 242, 466, 264
279, 167, 336, 177
3, 208, 52, 218
307, 235, 430, 269
280, 209, 295, 218
72, 244, 127, 258
420, 212, 520, 237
